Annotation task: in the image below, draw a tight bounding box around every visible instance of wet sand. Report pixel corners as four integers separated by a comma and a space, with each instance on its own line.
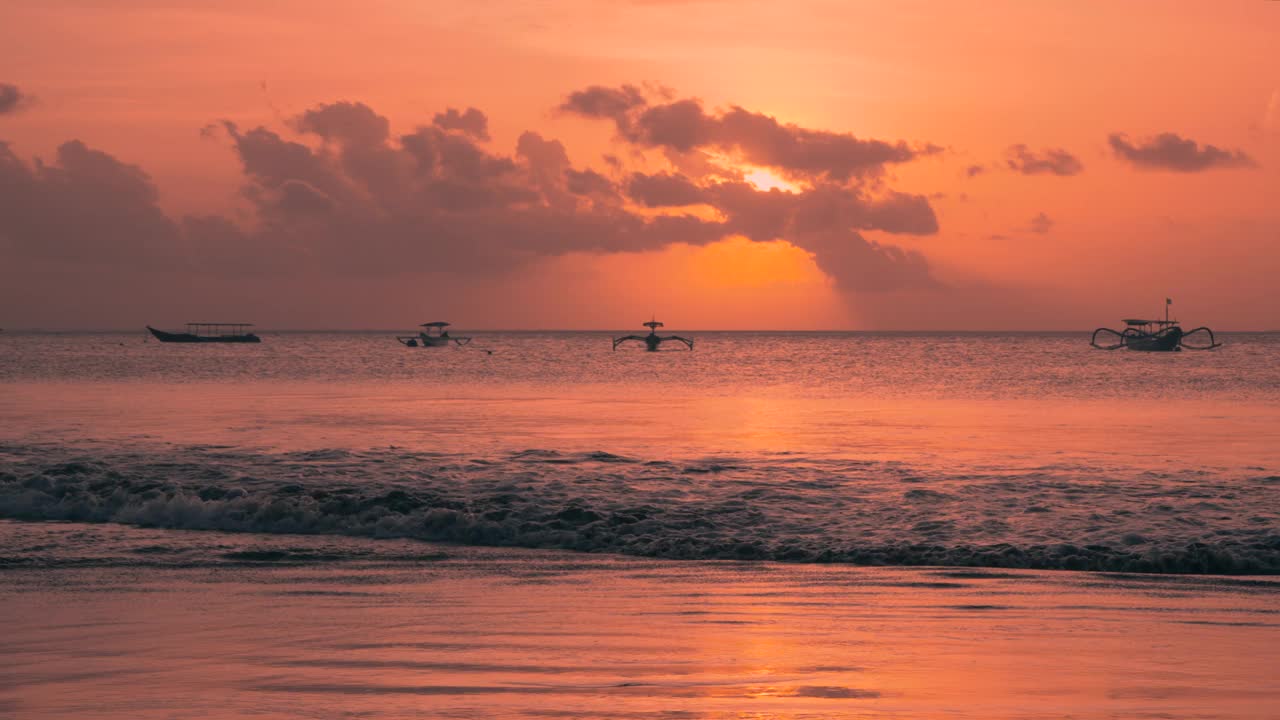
3, 521, 1277, 719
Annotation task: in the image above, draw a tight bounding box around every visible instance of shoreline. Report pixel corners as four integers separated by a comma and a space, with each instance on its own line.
3, 521, 1278, 719
3, 516, 1279, 578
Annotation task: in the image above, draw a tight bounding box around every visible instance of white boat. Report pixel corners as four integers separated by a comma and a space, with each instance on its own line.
396, 322, 471, 347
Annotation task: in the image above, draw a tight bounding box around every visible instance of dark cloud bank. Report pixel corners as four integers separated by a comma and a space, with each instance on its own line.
1, 84, 944, 304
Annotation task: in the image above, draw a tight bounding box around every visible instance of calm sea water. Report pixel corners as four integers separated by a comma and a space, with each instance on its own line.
2, 330, 1278, 572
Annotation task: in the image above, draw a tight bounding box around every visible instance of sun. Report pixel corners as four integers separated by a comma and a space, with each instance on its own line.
742, 167, 801, 193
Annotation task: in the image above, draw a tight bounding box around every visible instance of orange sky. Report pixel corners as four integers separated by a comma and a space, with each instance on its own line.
1, 1, 1277, 329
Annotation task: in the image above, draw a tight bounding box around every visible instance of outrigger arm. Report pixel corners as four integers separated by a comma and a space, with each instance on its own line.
1090, 327, 1129, 350
1178, 326, 1222, 350
611, 334, 695, 351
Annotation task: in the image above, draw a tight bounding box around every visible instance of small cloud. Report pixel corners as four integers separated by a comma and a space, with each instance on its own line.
558, 84, 647, 121
1005, 144, 1083, 176
1108, 132, 1257, 172
1029, 211, 1053, 234
0, 83, 30, 115
964, 163, 986, 178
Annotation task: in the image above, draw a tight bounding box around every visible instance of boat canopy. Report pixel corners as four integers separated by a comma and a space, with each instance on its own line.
185, 323, 254, 335
420, 321, 451, 328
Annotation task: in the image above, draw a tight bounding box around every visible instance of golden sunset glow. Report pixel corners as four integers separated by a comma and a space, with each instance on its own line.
686, 237, 819, 289
0, 2, 1275, 330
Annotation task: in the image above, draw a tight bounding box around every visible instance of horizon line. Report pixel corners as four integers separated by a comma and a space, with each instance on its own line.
4, 327, 1277, 334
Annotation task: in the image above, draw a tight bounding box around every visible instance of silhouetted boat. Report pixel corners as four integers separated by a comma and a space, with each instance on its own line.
396, 322, 471, 347
1091, 300, 1219, 351
613, 319, 694, 351
146, 323, 261, 343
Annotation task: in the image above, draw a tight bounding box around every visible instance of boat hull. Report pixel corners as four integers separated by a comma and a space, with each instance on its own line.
1123, 327, 1182, 352
397, 328, 474, 347
146, 326, 261, 343
396, 334, 454, 347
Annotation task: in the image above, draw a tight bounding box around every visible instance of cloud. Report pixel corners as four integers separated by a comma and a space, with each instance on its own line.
1108, 132, 1256, 172
561, 84, 937, 183
275, 179, 335, 213
0, 139, 180, 265
964, 164, 985, 178
627, 171, 707, 207
1, 93, 944, 298
432, 107, 490, 141
1029, 212, 1053, 234
0, 83, 28, 115
1004, 144, 1083, 176
564, 168, 615, 197
294, 101, 390, 146
559, 84, 647, 123
619, 172, 939, 290
791, 227, 934, 292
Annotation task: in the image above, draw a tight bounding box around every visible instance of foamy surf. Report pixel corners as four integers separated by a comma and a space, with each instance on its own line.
2, 442, 1276, 574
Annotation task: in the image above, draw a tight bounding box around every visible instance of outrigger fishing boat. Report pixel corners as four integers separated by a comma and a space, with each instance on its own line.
613, 319, 694, 351
396, 321, 471, 347
1091, 299, 1220, 351
146, 323, 260, 343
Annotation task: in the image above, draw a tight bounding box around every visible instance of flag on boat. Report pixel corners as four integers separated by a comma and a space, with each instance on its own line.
1167, 298, 1172, 305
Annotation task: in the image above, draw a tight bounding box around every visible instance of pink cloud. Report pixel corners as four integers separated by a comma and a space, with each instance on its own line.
1, 93, 944, 301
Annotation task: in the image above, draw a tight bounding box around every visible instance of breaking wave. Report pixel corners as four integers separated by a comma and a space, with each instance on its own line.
1, 442, 1277, 574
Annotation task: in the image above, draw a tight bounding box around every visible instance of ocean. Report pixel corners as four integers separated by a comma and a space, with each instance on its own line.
3, 330, 1278, 573
2, 330, 1278, 718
